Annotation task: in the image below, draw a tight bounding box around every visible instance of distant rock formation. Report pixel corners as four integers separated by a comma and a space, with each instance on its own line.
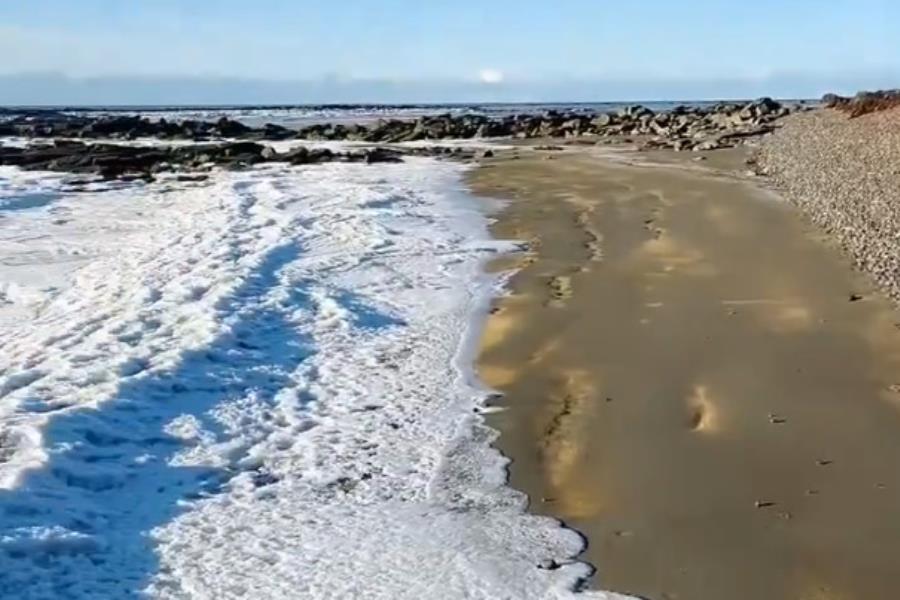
0, 141, 430, 182
822, 89, 900, 117
0, 99, 802, 180
1, 98, 795, 150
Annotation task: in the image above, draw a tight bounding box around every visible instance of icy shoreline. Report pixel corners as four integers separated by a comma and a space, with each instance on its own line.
0, 156, 625, 598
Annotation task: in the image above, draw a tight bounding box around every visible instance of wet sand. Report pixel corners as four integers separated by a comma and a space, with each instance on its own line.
470, 147, 900, 600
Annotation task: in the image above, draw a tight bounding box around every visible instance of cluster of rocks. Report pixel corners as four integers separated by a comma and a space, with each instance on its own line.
0, 99, 793, 151
0, 114, 298, 142
296, 98, 792, 150
757, 107, 900, 304
0, 99, 798, 181
822, 89, 900, 118
635, 98, 792, 151
0, 140, 444, 181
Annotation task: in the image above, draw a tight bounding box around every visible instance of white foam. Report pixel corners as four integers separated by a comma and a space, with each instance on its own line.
0, 159, 629, 598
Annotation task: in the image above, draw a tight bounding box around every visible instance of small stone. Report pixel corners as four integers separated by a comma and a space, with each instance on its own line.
537, 559, 562, 570
260, 146, 278, 160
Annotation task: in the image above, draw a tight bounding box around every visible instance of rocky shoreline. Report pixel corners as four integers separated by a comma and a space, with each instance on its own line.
0, 98, 798, 181
1, 99, 795, 145
822, 89, 900, 117
0, 140, 483, 181
757, 103, 900, 304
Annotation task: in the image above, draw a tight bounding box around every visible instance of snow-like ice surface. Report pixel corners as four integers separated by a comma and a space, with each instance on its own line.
0, 158, 628, 599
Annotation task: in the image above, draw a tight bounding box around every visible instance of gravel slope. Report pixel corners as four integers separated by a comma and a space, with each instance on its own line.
757, 108, 900, 303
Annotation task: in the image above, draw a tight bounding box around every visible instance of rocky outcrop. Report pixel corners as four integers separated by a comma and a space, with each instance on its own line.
0, 99, 801, 180
635, 98, 794, 152
1, 99, 795, 151
822, 89, 900, 117
297, 98, 793, 148
0, 141, 416, 181
0, 114, 294, 141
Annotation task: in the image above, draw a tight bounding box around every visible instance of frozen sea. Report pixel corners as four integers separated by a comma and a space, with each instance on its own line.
0, 133, 631, 599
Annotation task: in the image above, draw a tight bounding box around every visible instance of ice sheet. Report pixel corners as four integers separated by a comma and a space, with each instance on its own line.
0, 159, 627, 599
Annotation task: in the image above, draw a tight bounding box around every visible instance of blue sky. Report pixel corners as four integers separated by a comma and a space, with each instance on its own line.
1, 0, 898, 103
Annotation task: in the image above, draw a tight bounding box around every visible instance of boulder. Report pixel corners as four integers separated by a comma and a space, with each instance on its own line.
821, 93, 847, 108
260, 123, 295, 141
738, 97, 783, 121
364, 148, 404, 164
213, 117, 251, 138
261, 146, 278, 160
280, 146, 310, 164
619, 105, 654, 119
590, 113, 614, 129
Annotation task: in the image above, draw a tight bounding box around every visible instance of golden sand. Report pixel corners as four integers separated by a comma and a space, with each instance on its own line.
470, 146, 900, 600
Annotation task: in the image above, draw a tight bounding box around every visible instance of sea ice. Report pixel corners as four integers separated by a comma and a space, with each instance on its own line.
0, 157, 628, 599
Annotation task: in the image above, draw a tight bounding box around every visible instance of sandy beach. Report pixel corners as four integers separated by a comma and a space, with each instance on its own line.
2, 2, 898, 597
471, 142, 900, 600
4, 95, 900, 599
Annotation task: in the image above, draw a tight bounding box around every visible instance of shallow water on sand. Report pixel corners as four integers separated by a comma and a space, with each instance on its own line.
472, 148, 900, 600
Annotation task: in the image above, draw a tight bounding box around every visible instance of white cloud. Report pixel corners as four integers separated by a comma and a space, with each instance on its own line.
479, 69, 504, 84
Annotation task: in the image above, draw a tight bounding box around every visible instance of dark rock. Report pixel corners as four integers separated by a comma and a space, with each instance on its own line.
0, 139, 417, 180
619, 105, 654, 119
260, 123, 295, 140
537, 559, 562, 570
364, 148, 404, 164
280, 146, 310, 164
221, 141, 267, 158
176, 174, 209, 182
1, 100, 799, 168
821, 92, 846, 108
213, 117, 251, 138
307, 148, 335, 163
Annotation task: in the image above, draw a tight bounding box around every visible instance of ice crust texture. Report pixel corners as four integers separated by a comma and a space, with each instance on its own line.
0, 158, 629, 599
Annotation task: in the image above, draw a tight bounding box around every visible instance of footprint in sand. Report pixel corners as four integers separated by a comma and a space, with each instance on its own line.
547, 275, 573, 307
